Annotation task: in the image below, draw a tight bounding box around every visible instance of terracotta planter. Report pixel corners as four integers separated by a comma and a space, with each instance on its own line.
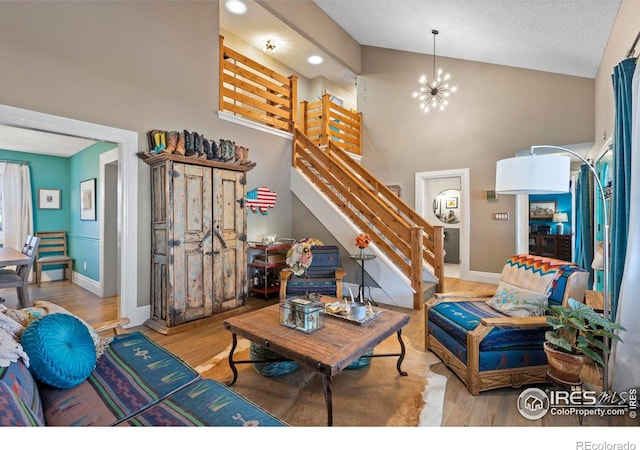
543, 341, 586, 384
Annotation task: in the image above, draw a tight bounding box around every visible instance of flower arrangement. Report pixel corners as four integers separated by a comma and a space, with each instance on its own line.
286, 238, 324, 276
355, 233, 372, 249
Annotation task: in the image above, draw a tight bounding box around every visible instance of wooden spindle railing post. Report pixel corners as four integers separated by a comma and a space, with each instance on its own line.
300, 101, 309, 136
356, 111, 363, 156
410, 226, 424, 309
218, 35, 225, 113
433, 225, 445, 293
292, 129, 300, 168
321, 93, 331, 148
289, 75, 298, 132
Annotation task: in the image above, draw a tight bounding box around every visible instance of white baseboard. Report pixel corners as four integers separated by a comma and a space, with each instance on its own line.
36, 269, 66, 284
465, 270, 501, 285
73, 272, 101, 297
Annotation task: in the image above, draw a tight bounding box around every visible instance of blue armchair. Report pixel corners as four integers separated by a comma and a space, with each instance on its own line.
279, 245, 346, 300
425, 254, 589, 395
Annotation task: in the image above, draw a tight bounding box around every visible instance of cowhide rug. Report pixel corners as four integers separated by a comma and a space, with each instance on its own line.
195, 335, 446, 427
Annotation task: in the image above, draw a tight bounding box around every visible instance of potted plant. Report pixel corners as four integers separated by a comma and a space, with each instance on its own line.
543, 297, 626, 384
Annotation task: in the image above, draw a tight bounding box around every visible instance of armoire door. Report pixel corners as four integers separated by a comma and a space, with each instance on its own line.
211, 168, 246, 312
171, 162, 214, 324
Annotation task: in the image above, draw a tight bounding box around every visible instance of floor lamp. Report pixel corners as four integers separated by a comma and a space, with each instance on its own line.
495, 145, 610, 393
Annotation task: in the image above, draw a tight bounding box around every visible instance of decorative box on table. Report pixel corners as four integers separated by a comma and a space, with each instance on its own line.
280, 296, 324, 333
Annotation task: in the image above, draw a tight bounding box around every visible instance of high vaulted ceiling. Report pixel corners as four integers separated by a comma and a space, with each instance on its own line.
313, 0, 623, 79
219, 0, 625, 101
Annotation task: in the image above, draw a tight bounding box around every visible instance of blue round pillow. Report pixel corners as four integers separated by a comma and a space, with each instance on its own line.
21, 313, 97, 389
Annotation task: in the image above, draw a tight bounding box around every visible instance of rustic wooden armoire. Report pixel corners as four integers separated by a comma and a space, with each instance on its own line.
142, 153, 253, 334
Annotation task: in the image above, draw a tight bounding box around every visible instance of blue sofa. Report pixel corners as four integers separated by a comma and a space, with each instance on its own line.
0, 310, 285, 427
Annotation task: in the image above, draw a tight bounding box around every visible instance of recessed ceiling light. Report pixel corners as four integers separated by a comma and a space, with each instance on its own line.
225, 0, 247, 15
307, 55, 323, 65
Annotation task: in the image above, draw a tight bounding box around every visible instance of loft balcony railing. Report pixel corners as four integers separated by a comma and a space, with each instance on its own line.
300, 94, 362, 156
219, 35, 297, 132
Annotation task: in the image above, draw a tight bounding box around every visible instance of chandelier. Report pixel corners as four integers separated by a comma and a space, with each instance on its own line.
263, 39, 277, 54
412, 30, 457, 112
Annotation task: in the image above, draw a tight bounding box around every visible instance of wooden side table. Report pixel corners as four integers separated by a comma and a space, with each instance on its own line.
585, 290, 604, 312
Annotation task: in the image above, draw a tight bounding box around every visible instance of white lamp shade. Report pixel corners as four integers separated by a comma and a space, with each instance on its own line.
552, 212, 568, 223
495, 154, 571, 194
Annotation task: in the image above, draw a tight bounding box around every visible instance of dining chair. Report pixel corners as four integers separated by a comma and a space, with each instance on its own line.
0, 235, 41, 307
34, 231, 74, 287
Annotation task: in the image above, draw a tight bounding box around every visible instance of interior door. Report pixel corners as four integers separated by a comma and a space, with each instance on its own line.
211, 168, 246, 312
171, 162, 213, 324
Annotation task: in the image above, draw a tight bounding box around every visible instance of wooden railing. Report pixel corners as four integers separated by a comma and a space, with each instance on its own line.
219, 35, 297, 132
300, 94, 362, 155
293, 128, 444, 308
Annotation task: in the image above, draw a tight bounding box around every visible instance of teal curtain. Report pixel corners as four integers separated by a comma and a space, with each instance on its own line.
610, 58, 636, 321
575, 165, 594, 287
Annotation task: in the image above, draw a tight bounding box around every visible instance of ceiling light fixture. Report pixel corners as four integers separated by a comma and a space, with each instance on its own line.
412, 29, 457, 112
307, 55, 323, 65
263, 39, 277, 54
225, 0, 247, 15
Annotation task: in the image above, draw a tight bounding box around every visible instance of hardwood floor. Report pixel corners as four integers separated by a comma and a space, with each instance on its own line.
6, 278, 637, 427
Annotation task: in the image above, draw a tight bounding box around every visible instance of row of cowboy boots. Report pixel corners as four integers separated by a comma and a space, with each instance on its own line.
147, 130, 253, 166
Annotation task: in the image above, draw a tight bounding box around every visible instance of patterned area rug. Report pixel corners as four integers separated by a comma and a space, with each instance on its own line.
195, 335, 446, 427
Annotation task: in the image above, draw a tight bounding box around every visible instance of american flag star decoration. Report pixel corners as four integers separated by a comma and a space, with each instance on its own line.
246, 187, 277, 215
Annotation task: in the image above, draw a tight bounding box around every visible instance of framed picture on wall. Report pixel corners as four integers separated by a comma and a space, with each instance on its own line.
80, 178, 96, 221
530, 200, 557, 219
38, 189, 61, 210
446, 197, 458, 208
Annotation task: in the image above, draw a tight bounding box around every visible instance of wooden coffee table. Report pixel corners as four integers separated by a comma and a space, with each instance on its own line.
223, 297, 410, 426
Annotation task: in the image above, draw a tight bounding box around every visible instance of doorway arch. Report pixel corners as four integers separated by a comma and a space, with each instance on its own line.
0, 103, 146, 326
415, 168, 470, 280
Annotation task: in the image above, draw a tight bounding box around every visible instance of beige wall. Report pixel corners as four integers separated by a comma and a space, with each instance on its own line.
592, 0, 640, 158
1, 0, 628, 282
359, 46, 595, 272
0, 1, 295, 307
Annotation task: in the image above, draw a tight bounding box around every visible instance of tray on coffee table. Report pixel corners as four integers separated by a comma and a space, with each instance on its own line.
323, 308, 382, 325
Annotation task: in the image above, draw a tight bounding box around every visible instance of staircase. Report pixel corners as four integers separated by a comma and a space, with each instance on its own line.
291, 129, 444, 309
216, 39, 443, 307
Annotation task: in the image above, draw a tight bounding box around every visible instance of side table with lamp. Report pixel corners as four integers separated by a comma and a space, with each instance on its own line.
552, 212, 569, 235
